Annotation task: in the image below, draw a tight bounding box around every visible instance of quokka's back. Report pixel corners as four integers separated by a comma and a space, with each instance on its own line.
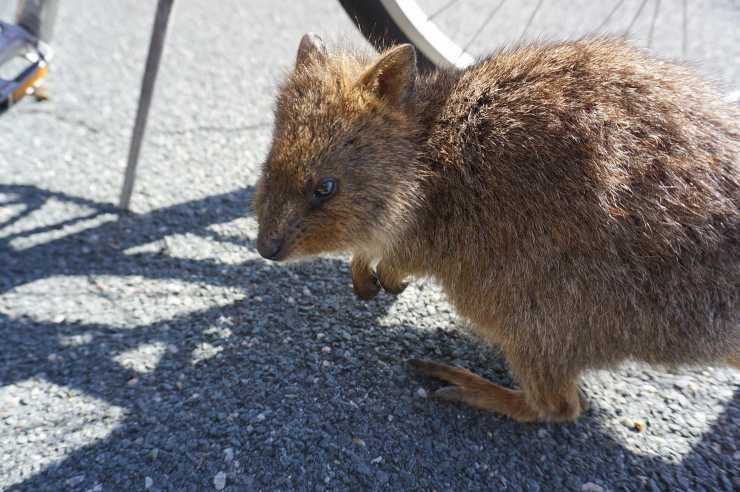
410, 39, 740, 367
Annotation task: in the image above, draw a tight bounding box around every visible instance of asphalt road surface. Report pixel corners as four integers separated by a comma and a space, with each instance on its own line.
0, 1, 738, 491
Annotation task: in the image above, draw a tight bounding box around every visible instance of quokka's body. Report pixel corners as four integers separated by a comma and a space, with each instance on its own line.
254, 34, 739, 422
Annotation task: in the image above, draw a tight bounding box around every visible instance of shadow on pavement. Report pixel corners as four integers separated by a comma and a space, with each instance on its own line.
0, 184, 737, 491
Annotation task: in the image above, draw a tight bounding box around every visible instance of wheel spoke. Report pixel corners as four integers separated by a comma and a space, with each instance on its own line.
596, 0, 626, 32
459, 0, 507, 56
428, 0, 464, 21
682, 0, 688, 57
519, 0, 544, 42
624, 0, 649, 38
647, 0, 661, 47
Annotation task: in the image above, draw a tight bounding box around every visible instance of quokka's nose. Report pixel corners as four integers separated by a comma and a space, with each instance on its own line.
257, 237, 284, 260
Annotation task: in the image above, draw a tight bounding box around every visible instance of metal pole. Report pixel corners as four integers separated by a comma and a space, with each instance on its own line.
15, 0, 59, 43
119, 0, 175, 210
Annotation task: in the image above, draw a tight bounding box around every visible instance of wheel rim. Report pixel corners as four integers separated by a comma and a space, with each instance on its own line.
379, 0, 476, 69
377, 0, 707, 70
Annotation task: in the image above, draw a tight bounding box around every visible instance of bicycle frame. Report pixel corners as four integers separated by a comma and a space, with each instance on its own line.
0, 0, 57, 114
15, 0, 59, 43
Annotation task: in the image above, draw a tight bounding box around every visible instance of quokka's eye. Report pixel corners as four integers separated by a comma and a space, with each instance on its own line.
313, 178, 337, 200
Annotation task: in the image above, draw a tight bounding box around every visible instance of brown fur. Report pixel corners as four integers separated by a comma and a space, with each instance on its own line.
253, 34, 740, 422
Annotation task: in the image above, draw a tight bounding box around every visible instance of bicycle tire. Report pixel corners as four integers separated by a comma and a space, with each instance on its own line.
337, 0, 436, 70
338, 1, 716, 73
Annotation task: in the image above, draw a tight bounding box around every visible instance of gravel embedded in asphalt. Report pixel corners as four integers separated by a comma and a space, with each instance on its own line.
1, 1, 738, 490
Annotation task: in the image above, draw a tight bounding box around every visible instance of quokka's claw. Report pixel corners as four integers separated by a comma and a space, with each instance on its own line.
378, 278, 408, 295
407, 358, 433, 371
407, 359, 466, 383
353, 271, 381, 300
433, 386, 466, 401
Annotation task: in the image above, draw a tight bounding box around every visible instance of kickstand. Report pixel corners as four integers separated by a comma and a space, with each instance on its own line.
119, 0, 175, 211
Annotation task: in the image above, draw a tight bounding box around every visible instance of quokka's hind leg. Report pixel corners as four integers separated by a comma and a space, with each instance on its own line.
409, 359, 585, 423
727, 352, 740, 369
409, 359, 540, 422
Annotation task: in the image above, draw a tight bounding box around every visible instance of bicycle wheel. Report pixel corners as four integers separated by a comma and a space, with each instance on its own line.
338, 0, 470, 69
339, 1, 739, 72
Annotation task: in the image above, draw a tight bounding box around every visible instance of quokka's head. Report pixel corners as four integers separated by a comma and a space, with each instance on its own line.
253, 34, 424, 262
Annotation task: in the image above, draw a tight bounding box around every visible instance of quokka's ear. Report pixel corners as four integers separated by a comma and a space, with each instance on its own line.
356, 44, 417, 104
296, 33, 327, 69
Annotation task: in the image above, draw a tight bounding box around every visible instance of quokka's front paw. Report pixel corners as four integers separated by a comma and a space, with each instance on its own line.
353, 270, 381, 300
351, 256, 408, 300
351, 256, 381, 300
376, 260, 408, 295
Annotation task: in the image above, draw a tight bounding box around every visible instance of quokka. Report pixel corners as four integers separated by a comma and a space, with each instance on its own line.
253, 34, 739, 422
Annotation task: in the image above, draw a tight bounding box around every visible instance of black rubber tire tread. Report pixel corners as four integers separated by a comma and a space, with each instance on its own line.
337, 0, 436, 70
